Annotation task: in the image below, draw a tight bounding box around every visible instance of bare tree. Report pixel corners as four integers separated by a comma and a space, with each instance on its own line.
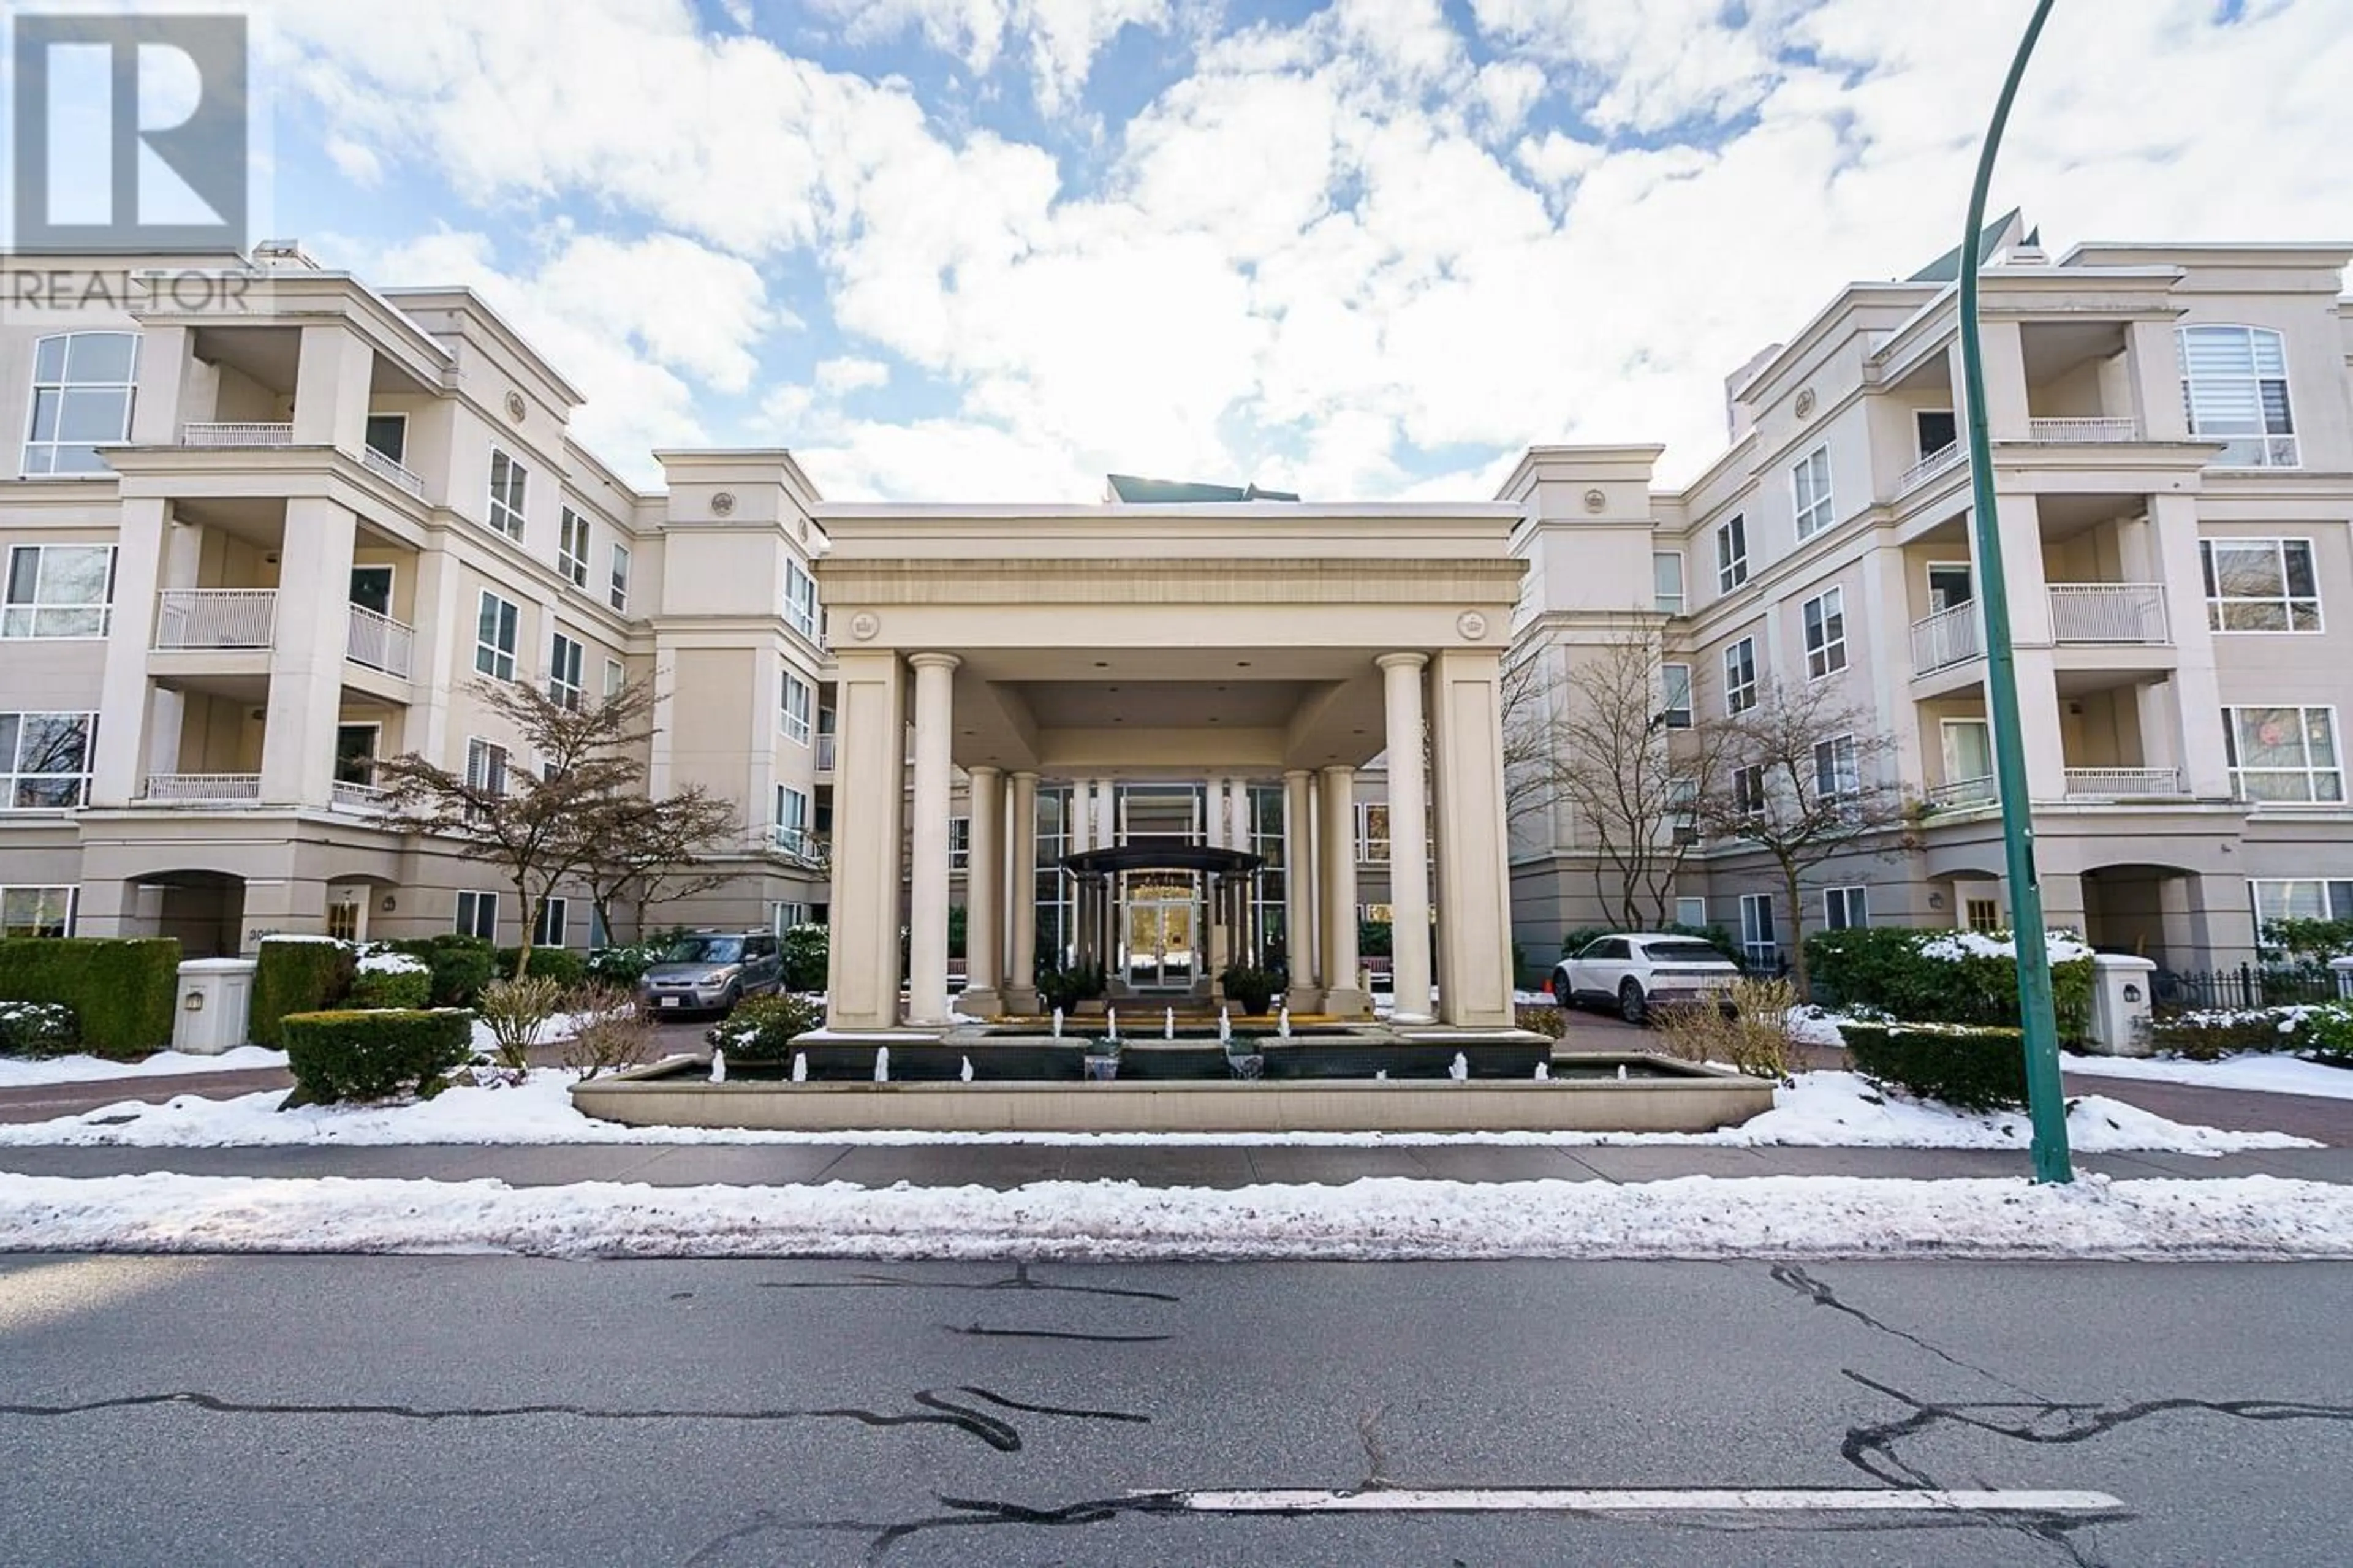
1690, 678, 1912, 997
577, 785, 743, 944
1507, 631, 1733, 930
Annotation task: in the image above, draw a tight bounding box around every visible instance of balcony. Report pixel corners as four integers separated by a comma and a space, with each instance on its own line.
770, 826, 830, 871
346, 605, 415, 679
1929, 775, 1998, 808
2026, 417, 2140, 444
180, 422, 294, 448
361, 444, 426, 498
154, 588, 276, 650
2062, 767, 2186, 801
330, 779, 392, 813
2048, 583, 2169, 645
1910, 600, 1982, 675
1896, 442, 1965, 499
140, 773, 262, 805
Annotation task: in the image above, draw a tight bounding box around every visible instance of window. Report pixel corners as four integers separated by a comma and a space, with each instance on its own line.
1915, 409, 1957, 458
3, 543, 115, 638
1715, 514, 1748, 593
2250, 879, 2353, 923
1, 712, 96, 808
21, 331, 137, 476
768, 900, 808, 935
465, 738, 510, 798
780, 668, 813, 744
1815, 735, 1860, 803
1927, 562, 1973, 613
1732, 763, 1766, 820
776, 783, 812, 858
608, 542, 631, 613
1673, 895, 1707, 929
487, 450, 528, 539
1, 886, 75, 937
1802, 586, 1847, 678
2201, 539, 2320, 632
1942, 719, 1993, 793
2223, 706, 2342, 803
1357, 801, 1391, 863
326, 898, 361, 943
1792, 445, 1834, 539
455, 890, 499, 940
1965, 896, 2003, 933
1660, 664, 1693, 729
1739, 893, 1778, 969
349, 564, 393, 616
474, 591, 520, 680
2180, 324, 2297, 468
363, 414, 406, 463
1653, 552, 1685, 615
784, 559, 817, 640
1667, 777, 1699, 846
1722, 637, 1757, 715
547, 632, 584, 710
532, 896, 569, 949
333, 724, 378, 787
949, 816, 971, 870
557, 508, 591, 588
604, 657, 624, 699
1824, 885, 1870, 930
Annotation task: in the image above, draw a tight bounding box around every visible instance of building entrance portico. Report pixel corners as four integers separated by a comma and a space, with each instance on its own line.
809, 498, 1528, 1036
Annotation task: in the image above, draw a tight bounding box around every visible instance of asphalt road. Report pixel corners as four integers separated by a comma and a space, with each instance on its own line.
1, 1254, 2348, 1566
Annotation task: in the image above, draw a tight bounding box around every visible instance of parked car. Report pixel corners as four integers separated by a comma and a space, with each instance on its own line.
1552, 933, 1740, 1025
637, 931, 784, 1017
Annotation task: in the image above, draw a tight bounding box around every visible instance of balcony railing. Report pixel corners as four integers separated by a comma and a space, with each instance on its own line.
181, 422, 294, 447
330, 779, 391, 812
1929, 775, 1998, 808
2063, 767, 2186, 801
770, 826, 830, 870
1895, 441, 1965, 498
346, 604, 415, 678
360, 444, 426, 497
140, 773, 262, 804
1910, 600, 1983, 675
2026, 416, 2140, 444
2048, 583, 2169, 645
816, 733, 836, 772
154, 588, 276, 650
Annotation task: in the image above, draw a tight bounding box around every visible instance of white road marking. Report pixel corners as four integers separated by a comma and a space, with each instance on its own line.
1167, 1488, 2124, 1514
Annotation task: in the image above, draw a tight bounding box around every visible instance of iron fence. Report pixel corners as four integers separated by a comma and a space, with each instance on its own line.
2152, 964, 2340, 1014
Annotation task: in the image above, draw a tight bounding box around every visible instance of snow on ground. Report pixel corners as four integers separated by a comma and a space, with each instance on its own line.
0, 1047, 287, 1089
2063, 1050, 2353, 1102
468, 1009, 603, 1055
0, 1069, 2310, 1154
0, 1169, 2346, 1261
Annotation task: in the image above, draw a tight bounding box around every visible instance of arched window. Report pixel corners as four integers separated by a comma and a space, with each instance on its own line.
21, 331, 138, 476
2178, 324, 2297, 468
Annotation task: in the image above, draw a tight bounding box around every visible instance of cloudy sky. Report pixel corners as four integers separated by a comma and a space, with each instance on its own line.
258, 0, 2352, 500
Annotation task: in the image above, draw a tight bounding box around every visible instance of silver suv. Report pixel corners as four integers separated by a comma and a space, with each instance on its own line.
1552, 933, 1740, 1025
637, 931, 784, 1017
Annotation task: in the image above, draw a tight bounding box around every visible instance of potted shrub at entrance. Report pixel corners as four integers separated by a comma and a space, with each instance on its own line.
1220, 964, 1279, 1018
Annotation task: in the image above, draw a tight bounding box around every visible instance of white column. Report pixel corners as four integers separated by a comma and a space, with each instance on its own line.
1428, 647, 1517, 1028
1283, 768, 1318, 1007
1007, 771, 1039, 1005
1319, 765, 1364, 1016
1379, 653, 1434, 1023
906, 653, 960, 1027
825, 649, 906, 1030
89, 497, 169, 806
259, 497, 358, 808
1069, 775, 1093, 852
1094, 778, 1116, 847
962, 765, 1003, 1015
1205, 778, 1227, 848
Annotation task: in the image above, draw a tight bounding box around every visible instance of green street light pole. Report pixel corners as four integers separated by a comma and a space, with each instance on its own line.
1958, 0, 2072, 1184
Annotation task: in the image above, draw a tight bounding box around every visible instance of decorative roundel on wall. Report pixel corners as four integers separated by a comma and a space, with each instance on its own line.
1582, 487, 1607, 512
1457, 610, 1489, 641
849, 612, 880, 642
1795, 388, 1817, 419
504, 390, 526, 422
711, 491, 737, 517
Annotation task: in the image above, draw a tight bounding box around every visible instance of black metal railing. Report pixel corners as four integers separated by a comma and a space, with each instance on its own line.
2152, 964, 2340, 1013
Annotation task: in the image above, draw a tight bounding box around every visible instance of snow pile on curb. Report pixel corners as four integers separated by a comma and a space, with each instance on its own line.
2063, 1050, 2353, 1103
0, 1046, 288, 1089
0, 1069, 2313, 1154
1, 1170, 2347, 1261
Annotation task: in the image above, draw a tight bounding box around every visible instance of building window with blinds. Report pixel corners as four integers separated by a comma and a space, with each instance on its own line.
2180, 324, 2297, 468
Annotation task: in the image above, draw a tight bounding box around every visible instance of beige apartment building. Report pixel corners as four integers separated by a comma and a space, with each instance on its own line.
1508, 214, 2353, 974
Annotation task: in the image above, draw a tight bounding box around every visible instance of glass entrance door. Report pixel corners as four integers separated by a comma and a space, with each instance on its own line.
1121, 873, 1199, 990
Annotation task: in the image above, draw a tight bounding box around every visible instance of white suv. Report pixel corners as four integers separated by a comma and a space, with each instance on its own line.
1552, 933, 1740, 1025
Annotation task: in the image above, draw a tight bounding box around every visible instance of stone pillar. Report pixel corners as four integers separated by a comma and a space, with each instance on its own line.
1070, 776, 1093, 852
1319, 766, 1365, 1017
906, 653, 960, 1028
292, 322, 376, 452
1204, 778, 1226, 849
1007, 771, 1039, 1010
89, 496, 170, 806
961, 765, 1004, 1016
1283, 768, 1318, 1009
2148, 491, 2230, 799
824, 650, 907, 1031
1095, 778, 1116, 848
1428, 647, 1517, 1029
1379, 653, 1435, 1023
1985, 490, 2066, 803
259, 497, 359, 808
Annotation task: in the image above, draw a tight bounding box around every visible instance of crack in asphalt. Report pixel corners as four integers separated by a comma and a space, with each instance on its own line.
1770, 1264, 2044, 1398
944, 1323, 1173, 1344
0, 1384, 1148, 1454
759, 1262, 1179, 1303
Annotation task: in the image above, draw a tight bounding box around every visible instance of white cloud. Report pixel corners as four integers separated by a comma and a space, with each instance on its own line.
815, 357, 892, 395
809, 0, 1173, 113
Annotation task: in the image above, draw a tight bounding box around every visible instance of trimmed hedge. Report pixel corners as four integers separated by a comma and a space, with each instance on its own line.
781, 925, 828, 992
707, 993, 822, 1062
1805, 927, 2094, 1043
0, 937, 180, 1058
387, 936, 498, 1009
281, 1009, 475, 1105
0, 1000, 80, 1058
2308, 1006, 2353, 1068
498, 945, 588, 986
252, 938, 357, 1047
348, 963, 431, 1010
1843, 1021, 2028, 1113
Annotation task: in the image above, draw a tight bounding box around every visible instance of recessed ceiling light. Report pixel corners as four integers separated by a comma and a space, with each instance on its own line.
1237, 661, 1252, 668
1094, 661, 1110, 668
1108, 686, 1121, 692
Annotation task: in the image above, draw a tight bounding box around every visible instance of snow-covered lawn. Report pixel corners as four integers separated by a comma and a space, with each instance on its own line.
2063, 1050, 2353, 1102
1, 1170, 2346, 1260
0, 1068, 2311, 1154
0, 1047, 287, 1090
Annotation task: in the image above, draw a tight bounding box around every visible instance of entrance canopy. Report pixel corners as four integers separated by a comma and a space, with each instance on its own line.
1061, 844, 1264, 877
